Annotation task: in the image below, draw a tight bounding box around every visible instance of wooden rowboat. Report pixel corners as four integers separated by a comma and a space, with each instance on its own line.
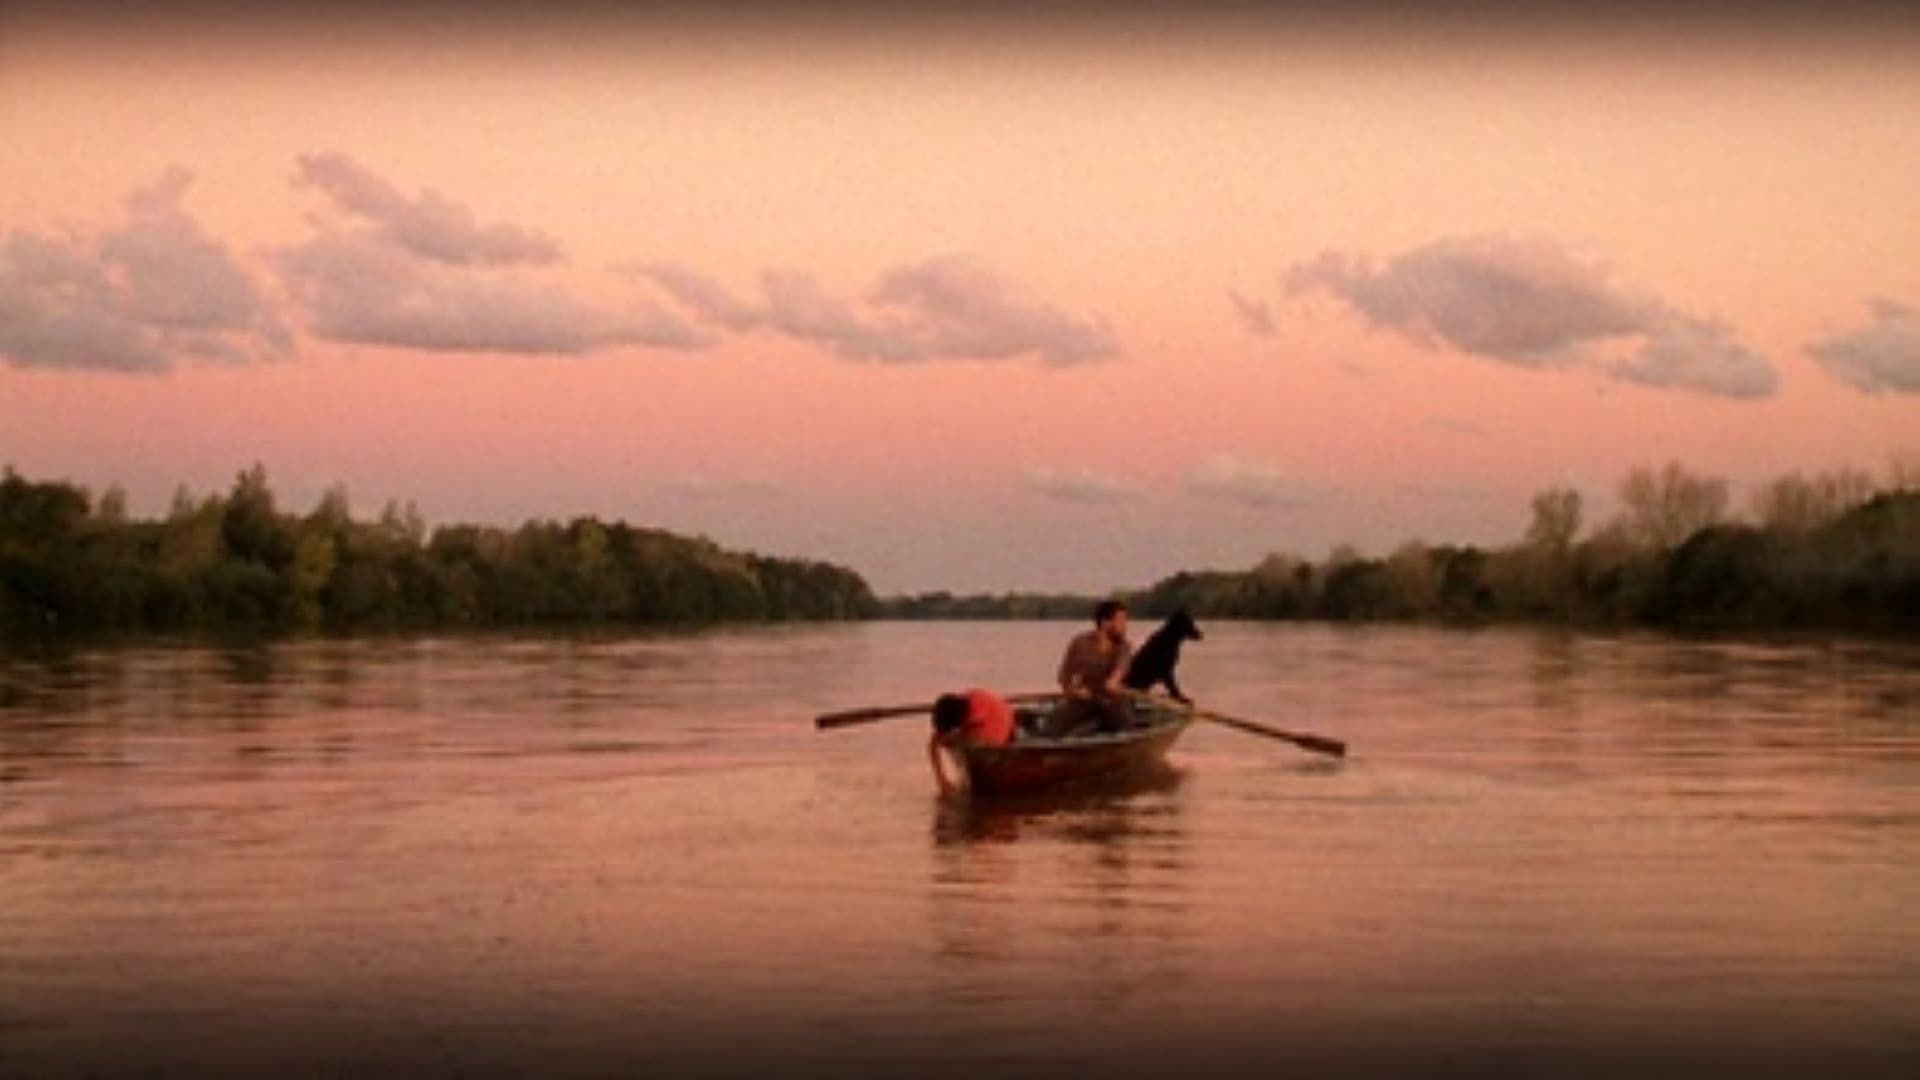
815, 688, 1341, 796
939, 694, 1193, 795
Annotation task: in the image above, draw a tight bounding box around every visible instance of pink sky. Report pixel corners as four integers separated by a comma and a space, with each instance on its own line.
3, 4, 1918, 593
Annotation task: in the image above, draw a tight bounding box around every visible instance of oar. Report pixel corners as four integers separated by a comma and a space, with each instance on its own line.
814, 691, 1059, 730
815, 701, 930, 729
1191, 708, 1347, 758
1126, 690, 1346, 758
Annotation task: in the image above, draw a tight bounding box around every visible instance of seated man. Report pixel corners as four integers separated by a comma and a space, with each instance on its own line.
1051, 599, 1134, 736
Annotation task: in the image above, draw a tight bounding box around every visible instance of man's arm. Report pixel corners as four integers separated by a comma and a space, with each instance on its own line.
1058, 637, 1083, 695
1099, 642, 1133, 695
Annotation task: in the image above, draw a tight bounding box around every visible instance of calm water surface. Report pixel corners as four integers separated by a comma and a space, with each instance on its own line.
2, 623, 1916, 1077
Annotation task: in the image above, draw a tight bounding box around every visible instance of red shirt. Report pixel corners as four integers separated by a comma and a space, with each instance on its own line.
959, 688, 1015, 746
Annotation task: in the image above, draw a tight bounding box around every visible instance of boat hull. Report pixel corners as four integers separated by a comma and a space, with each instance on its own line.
958, 696, 1191, 795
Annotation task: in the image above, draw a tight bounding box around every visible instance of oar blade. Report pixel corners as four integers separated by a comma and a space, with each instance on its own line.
1291, 731, 1348, 758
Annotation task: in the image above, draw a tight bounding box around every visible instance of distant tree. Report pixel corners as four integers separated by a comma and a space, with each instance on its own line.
8, 459, 1913, 639
0, 470, 93, 630
1888, 451, 1920, 494
0, 468, 90, 545
1526, 488, 1583, 552
1320, 556, 1394, 621
1432, 545, 1495, 620
1648, 525, 1787, 627
93, 485, 130, 526
1385, 541, 1439, 617
1615, 462, 1728, 551
221, 464, 294, 569
1750, 467, 1876, 534
1804, 491, 1920, 630
286, 529, 338, 629
376, 499, 427, 546
309, 484, 352, 533
1561, 521, 1656, 624
1246, 553, 1313, 617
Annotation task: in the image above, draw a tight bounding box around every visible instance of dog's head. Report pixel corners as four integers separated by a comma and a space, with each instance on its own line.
1166, 609, 1203, 641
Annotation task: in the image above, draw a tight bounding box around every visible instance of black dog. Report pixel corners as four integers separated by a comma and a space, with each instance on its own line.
1123, 609, 1203, 703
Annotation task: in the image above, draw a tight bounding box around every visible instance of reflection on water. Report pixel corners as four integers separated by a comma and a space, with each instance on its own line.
929, 766, 1188, 847
1, 625, 1917, 1076
925, 770, 1195, 1040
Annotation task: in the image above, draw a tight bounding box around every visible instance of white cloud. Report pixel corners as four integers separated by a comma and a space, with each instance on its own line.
1187, 453, 1327, 509
1807, 298, 1920, 394
278, 155, 706, 355
1283, 233, 1778, 400
645, 254, 1121, 366
295, 152, 561, 267
866, 256, 1119, 365
275, 230, 705, 354
0, 169, 289, 373
640, 263, 764, 331
762, 269, 902, 358
1612, 314, 1778, 399
1023, 467, 1144, 505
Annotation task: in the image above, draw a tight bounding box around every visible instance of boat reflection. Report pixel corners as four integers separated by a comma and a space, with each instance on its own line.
922, 763, 1196, 1021
929, 763, 1188, 847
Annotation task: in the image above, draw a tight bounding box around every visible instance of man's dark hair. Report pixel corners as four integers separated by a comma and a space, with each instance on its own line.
932, 693, 969, 734
1094, 599, 1127, 625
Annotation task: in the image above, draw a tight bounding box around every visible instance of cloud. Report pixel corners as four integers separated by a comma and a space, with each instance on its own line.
295, 152, 560, 267
1187, 453, 1326, 510
639, 264, 764, 332
1612, 313, 1778, 399
1023, 467, 1144, 505
278, 154, 705, 355
645, 255, 1120, 366
866, 256, 1119, 365
1283, 233, 1778, 399
1807, 298, 1920, 394
0, 169, 290, 373
1229, 289, 1277, 337
762, 269, 903, 358
275, 230, 705, 354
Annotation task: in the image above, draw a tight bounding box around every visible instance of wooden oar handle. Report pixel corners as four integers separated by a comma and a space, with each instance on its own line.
1201, 711, 1347, 757
814, 703, 931, 728
814, 691, 1063, 731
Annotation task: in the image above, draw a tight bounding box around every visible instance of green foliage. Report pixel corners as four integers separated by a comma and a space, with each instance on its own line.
881, 591, 1100, 620
0, 465, 876, 640
877, 469, 1918, 635
3, 461, 1912, 640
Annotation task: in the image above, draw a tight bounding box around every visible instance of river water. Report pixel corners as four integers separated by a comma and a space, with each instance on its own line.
1, 622, 1915, 1077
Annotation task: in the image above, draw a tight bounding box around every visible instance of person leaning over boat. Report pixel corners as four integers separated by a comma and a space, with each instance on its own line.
928, 689, 1016, 794
1052, 599, 1134, 736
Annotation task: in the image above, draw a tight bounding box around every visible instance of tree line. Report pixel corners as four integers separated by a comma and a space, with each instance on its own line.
6, 460, 1915, 641
0, 465, 877, 638
886, 461, 1920, 634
